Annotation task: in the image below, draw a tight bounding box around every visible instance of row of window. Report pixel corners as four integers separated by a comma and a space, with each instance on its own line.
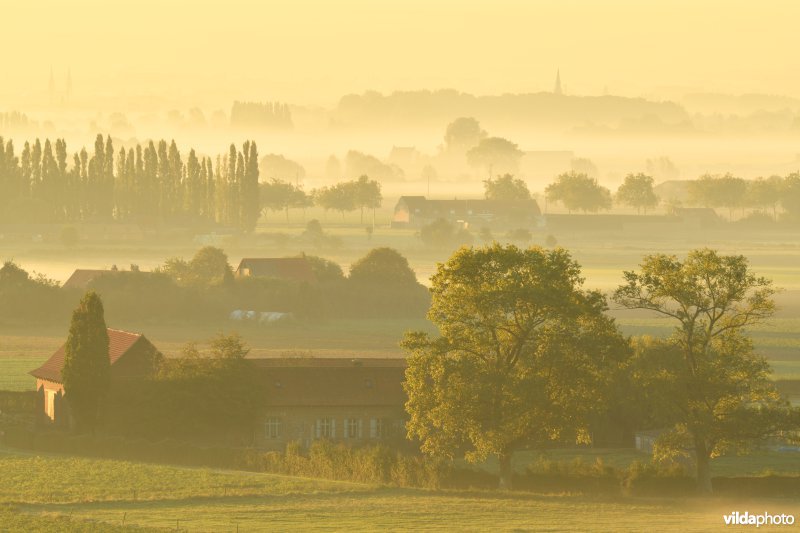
264, 417, 390, 439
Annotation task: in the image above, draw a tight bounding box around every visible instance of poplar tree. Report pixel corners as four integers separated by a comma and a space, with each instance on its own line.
241, 140, 261, 232
186, 148, 202, 218
62, 291, 110, 434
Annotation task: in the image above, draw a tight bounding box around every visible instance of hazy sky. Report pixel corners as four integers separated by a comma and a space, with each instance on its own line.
2, 0, 799, 108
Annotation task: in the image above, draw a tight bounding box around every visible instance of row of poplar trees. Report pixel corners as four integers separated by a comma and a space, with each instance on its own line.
0, 134, 260, 231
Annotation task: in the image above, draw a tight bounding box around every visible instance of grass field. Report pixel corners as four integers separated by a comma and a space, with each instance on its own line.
1, 449, 797, 532
1, 312, 798, 392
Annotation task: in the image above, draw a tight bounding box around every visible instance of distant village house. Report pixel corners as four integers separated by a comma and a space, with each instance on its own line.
235, 257, 317, 283
392, 196, 541, 229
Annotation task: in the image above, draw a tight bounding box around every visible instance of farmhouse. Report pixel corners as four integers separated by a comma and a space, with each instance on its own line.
29, 329, 162, 428
62, 269, 112, 290
392, 196, 541, 228
235, 257, 316, 283
253, 358, 408, 450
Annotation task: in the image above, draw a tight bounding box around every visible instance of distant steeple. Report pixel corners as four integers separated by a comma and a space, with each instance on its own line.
554, 69, 563, 95
66, 68, 72, 101
48, 66, 55, 104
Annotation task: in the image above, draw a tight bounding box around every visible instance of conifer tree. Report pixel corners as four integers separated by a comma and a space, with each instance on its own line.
240, 140, 260, 232
62, 291, 110, 434
20, 141, 32, 197
186, 148, 202, 218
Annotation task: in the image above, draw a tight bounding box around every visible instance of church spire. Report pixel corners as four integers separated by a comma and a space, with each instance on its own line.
554, 69, 563, 95
49, 66, 55, 104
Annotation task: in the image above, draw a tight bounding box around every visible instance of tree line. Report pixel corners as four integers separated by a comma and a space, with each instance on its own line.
260, 174, 382, 224
0, 246, 429, 327
543, 171, 800, 218
0, 135, 260, 231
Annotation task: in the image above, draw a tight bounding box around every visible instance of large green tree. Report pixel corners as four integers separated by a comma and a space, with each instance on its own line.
483, 173, 531, 201
352, 174, 382, 225
616, 173, 659, 214
546, 172, 612, 213
62, 291, 110, 434
403, 245, 628, 489
613, 249, 799, 494
349, 247, 418, 286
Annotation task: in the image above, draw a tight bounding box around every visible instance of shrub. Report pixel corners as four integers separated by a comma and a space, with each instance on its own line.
621, 460, 694, 497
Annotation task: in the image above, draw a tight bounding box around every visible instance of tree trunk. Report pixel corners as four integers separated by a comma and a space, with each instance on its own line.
695, 440, 713, 495
360, 206, 364, 224
498, 451, 513, 490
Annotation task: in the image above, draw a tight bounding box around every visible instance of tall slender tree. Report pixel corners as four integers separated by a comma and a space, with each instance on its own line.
62, 291, 110, 434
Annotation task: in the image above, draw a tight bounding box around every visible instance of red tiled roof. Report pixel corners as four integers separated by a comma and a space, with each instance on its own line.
29, 328, 143, 383
235, 258, 316, 283
62, 269, 110, 290
252, 358, 407, 407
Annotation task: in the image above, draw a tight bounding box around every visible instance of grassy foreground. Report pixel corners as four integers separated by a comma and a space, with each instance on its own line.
1, 449, 797, 532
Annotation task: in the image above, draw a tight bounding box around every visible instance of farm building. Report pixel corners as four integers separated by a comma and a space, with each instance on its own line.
29, 329, 162, 428
253, 358, 408, 450
634, 429, 665, 454
62, 269, 112, 290
235, 257, 316, 283
392, 196, 541, 228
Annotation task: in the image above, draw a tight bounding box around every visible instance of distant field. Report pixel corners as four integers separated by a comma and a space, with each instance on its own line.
1, 313, 798, 393
1, 450, 796, 532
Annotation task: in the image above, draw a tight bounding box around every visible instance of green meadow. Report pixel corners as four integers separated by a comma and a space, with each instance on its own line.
1, 450, 795, 532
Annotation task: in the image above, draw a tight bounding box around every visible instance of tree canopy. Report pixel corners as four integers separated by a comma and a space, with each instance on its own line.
349, 247, 418, 286
466, 137, 522, 175
160, 246, 233, 288
443, 117, 487, 153
616, 173, 659, 214
613, 249, 799, 494
403, 244, 629, 489
546, 171, 612, 213
687, 174, 747, 219
483, 174, 531, 201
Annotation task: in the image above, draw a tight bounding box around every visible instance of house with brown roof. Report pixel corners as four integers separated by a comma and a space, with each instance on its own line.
252, 358, 408, 449
235, 257, 317, 283
62, 269, 111, 290
29, 329, 162, 428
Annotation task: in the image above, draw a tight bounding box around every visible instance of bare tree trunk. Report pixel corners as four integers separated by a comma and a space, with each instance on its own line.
498, 451, 513, 490
695, 440, 713, 495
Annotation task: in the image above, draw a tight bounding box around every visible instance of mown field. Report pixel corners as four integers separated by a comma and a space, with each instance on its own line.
1, 449, 797, 532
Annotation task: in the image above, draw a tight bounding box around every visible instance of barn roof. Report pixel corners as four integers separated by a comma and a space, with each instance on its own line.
29, 328, 145, 383
235, 257, 316, 283
62, 269, 110, 290
252, 357, 407, 407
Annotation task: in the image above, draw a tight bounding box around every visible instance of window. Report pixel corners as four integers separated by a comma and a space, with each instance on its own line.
343, 418, 362, 439
265, 417, 281, 439
316, 418, 335, 438
369, 418, 386, 439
